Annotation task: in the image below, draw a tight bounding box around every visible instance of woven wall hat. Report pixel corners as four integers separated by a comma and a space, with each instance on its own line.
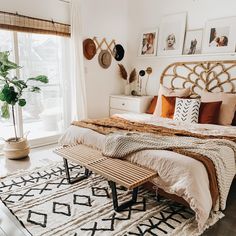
113, 44, 125, 61
98, 50, 112, 69
83, 38, 96, 60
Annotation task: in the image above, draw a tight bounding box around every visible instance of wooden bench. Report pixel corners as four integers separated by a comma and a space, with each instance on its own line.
54, 144, 157, 212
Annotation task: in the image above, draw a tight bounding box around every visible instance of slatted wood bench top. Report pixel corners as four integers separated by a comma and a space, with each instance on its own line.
54, 144, 157, 190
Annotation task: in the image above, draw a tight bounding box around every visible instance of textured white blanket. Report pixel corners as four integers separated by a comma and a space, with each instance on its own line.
103, 132, 236, 212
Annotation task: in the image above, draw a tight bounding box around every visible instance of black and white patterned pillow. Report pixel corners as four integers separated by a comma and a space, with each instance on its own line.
173, 98, 201, 123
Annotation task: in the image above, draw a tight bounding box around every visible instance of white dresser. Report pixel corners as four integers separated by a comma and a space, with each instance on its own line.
109, 95, 152, 116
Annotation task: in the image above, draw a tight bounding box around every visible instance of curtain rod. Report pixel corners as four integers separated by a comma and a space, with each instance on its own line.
0, 10, 70, 26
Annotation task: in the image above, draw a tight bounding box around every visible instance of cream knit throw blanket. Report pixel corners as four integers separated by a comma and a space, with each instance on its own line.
102, 132, 236, 210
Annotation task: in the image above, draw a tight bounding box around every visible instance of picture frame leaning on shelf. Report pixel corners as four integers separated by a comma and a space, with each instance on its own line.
202, 16, 236, 54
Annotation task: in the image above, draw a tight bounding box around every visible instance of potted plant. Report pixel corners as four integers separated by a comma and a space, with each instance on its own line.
0, 51, 48, 159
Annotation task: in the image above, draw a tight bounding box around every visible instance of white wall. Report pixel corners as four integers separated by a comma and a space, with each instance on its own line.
127, 0, 236, 95
80, 0, 128, 118
0, 0, 70, 24
0, 0, 128, 119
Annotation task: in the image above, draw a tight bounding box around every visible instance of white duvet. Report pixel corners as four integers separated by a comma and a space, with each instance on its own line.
59, 113, 236, 229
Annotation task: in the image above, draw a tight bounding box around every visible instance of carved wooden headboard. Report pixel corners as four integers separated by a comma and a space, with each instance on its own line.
160, 60, 236, 95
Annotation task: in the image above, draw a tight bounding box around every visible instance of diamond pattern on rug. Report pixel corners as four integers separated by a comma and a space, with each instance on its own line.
53, 202, 71, 216
73, 194, 92, 207
92, 186, 110, 198
0, 162, 197, 236
27, 210, 47, 228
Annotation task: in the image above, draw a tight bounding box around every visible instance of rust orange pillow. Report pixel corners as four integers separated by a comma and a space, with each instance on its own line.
199, 101, 222, 124
161, 95, 176, 119
146, 96, 158, 114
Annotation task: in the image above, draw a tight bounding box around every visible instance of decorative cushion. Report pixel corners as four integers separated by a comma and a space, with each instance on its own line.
153, 85, 191, 117
174, 98, 201, 123
232, 111, 236, 126
199, 101, 222, 124
201, 91, 236, 125
146, 96, 158, 114
161, 95, 176, 119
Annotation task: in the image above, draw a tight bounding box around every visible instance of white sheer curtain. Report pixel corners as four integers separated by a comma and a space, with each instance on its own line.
70, 0, 88, 120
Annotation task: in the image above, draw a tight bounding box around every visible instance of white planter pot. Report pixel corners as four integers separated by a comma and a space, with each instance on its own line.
3, 138, 30, 160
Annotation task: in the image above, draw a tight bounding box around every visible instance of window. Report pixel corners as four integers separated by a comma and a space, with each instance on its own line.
0, 29, 71, 147
0, 30, 15, 144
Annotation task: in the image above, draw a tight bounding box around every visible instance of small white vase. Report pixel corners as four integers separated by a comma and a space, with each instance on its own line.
124, 83, 130, 95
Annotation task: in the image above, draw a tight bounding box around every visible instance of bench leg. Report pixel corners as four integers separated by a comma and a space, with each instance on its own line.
63, 158, 90, 184
108, 181, 138, 212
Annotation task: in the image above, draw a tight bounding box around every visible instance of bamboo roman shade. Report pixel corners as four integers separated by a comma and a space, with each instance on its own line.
0, 11, 70, 37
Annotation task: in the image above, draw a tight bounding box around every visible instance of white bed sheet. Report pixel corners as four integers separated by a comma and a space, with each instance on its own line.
58, 113, 236, 229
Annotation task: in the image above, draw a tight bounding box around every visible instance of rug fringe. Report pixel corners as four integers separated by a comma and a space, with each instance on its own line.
169, 211, 224, 236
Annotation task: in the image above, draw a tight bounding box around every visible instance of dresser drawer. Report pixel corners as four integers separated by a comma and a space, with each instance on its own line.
110, 97, 140, 112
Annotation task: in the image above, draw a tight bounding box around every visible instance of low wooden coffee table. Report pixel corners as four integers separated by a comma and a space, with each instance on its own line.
54, 145, 157, 212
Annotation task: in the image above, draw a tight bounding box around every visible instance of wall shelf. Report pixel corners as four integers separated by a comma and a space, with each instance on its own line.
137, 52, 236, 60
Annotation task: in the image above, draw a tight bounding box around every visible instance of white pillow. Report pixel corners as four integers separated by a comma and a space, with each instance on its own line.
201, 91, 236, 125
174, 98, 201, 123
153, 84, 191, 117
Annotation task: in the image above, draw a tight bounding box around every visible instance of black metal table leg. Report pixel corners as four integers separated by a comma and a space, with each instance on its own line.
63, 158, 90, 184
108, 181, 138, 212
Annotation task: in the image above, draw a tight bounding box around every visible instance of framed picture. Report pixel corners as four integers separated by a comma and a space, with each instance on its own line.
157, 12, 187, 56
139, 29, 158, 57
183, 29, 203, 55
202, 17, 236, 54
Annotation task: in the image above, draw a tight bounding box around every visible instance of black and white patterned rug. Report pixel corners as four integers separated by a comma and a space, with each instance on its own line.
0, 162, 220, 236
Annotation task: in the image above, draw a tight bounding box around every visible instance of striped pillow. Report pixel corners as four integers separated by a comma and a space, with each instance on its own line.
174, 98, 201, 123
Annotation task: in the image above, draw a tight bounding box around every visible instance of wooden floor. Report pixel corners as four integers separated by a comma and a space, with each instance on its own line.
0, 145, 235, 236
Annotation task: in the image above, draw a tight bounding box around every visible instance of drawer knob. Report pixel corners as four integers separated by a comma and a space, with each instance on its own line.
122, 103, 125, 106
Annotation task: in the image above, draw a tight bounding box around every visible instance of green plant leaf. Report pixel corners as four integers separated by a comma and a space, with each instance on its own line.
27, 75, 48, 84
0, 91, 5, 101
29, 86, 40, 93
0, 51, 20, 77
0, 70, 8, 78
2, 85, 18, 105
18, 98, 26, 107
2, 84, 10, 97
1, 102, 10, 119
11, 80, 28, 90
4, 60, 19, 70
0, 51, 10, 62
14, 79, 27, 85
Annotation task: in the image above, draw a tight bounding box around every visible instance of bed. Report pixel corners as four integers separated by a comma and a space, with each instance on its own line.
59, 60, 236, 230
